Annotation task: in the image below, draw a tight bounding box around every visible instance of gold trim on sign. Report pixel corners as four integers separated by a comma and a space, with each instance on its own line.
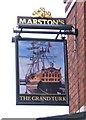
32, 7, 52, 18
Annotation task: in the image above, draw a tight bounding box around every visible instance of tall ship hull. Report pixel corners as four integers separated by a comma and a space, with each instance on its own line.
26, 67, 65, 94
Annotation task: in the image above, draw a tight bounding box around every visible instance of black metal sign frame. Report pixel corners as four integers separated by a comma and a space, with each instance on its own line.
15, 37, 69, 105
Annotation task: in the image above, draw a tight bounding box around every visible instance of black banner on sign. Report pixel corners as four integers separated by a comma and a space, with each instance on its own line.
17, 16, 66, 25
15, 37, 69, 105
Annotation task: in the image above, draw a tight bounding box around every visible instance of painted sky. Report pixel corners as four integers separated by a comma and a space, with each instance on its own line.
18, 40, 65, 80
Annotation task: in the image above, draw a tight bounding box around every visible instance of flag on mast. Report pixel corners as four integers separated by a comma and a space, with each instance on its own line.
47, 42, 51, 53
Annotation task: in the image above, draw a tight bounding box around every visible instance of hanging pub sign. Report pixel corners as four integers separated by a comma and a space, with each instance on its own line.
15, 7, 69, 105
16, 38, 68, 105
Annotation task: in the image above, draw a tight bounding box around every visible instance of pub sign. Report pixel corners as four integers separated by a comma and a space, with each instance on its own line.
15, 7, 69, 105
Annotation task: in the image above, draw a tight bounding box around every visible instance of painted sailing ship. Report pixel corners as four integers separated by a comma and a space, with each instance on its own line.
22, 41, 65, 94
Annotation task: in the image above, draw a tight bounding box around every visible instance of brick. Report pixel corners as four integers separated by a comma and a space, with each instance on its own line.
66, 2, 86, 113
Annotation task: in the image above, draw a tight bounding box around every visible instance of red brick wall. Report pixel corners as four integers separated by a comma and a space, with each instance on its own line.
66, 2, 86, 113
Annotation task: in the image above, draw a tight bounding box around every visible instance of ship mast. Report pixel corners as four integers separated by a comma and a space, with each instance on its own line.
27, 41, 52, 74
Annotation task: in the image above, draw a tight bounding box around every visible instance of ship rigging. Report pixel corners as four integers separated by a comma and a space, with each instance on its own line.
19, 40, 65, 94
